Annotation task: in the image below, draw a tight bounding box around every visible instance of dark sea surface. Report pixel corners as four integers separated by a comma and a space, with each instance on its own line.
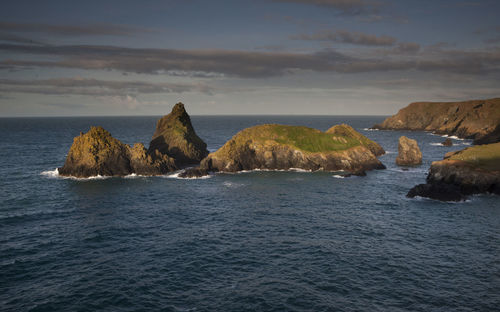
1, 116, 499, 312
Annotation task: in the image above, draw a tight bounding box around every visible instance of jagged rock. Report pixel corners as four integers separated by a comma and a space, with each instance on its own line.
372, 98, 500, 144
396, 136, 422, 166
326, 124, 385, 156
200, 124, 385, 174
178, 167, 210, 178
148, 103, 208, 166
59, 127, 176, 178
442, 138, 453, 146
407, 142, 500, 201
129, 143, 176, 176
59, 126, 133, 177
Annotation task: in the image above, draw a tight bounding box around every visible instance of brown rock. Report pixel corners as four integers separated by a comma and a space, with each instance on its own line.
148, 103, 208, 166
326, 124, 385, 156
395, 136, 422, 166
129, 143, 176, 176
442, 138, 453, 146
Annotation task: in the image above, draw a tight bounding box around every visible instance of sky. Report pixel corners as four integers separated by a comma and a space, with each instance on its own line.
0, 0, 499, 116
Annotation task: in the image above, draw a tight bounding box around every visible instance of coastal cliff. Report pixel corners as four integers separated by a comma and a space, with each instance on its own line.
372, 98, 500, 144
200, 124, 385, 175
407, 142, 500, 201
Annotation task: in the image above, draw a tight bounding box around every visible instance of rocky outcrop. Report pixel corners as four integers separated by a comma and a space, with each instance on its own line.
199, 124, 385, 175
442, 138, 453, 146
148, 102, 208, 166
59, 126, 176, 178
326, 124, 385, 156
395, 136, 422, 166
407, 142, 500, 201
372, 98, 500, 144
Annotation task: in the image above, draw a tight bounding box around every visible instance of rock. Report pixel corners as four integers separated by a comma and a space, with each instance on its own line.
148, 103, 208, 166
395, 136, 422, 166
59, 127, 177, 178
407, 142, 500, 201
178, 167, 210, 178
129, 143, 177, 176
442, 138, 453, 146
200, 124, 386, 174
372, 98, 500, 144
326, 124, 385, 156
407, 183, 466, 202
59, 126, 134, 177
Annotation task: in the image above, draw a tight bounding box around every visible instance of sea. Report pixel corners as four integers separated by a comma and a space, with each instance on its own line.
1, 116, 499, 312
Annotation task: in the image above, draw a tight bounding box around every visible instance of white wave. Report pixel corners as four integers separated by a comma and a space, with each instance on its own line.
164, 171, 212, 180
223, 181, 244, 188
384, 151, 396, 154
363, 128, 378, 131
236, 168, 312, 173
462, 142, 471, 145
332, 175, 345, 179
430, 143, 444, 146
40, 168, 110, 180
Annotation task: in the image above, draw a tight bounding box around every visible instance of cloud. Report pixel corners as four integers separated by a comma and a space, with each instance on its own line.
273, 0, 381, 15
0, 77, 214, 96
0, 43, 499, 78
0, 32, 45, 45
0, 21, 152, 37
291, 29, 396, 46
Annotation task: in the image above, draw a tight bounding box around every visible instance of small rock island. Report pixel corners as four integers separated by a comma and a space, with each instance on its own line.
372, 98, 500, 144
395, 136, 422, 166
59, 103, 207, 178
407, 142, 500, 201
198, 124, 386, 175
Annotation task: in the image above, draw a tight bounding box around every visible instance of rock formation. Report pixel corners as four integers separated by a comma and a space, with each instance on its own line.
395, 136, 422, 166
198, 124, 385, 175
59, 127, 177, 178
326, 124, 385, 156
407, 142, 500, 201
442, 138, 453, 146
372, 98, 500, 144
148, 102, 208, 166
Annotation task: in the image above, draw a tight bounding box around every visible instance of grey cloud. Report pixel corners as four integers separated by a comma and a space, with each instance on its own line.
0, 32, 45, 45
0, 21, 152, 36
0, 78, 214, 96
0, 43, 499, 77
292, 30, 396, 46
273, 0, 381, 15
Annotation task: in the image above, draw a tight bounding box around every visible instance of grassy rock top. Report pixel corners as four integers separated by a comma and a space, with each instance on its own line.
326, 124, 385, 156
219, 124, 366, 154
445, 142, 500, 171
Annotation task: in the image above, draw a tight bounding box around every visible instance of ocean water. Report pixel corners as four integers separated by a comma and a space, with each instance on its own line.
0, 116, 499, 312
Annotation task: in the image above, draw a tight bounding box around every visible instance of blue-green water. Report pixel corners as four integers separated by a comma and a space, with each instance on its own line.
1, 116, 499, 311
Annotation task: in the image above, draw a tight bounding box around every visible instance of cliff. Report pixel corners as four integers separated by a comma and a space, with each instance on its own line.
148, 102, 208, 166
372, 98, 500, 144
407, 142, 500, 201
199, 124, 385, 175
325, 124, 385, 156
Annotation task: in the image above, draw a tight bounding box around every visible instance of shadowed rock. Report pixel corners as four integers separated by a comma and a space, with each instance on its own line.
442, 138, 453, 146
396, 136, 422, 166
178, 167, 210, 178
148, 102, 208, 166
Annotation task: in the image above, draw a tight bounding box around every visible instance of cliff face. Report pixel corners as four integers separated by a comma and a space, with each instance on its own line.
407, 142, 500, 201
148, 103, 208, 165
395, 136, 422, 166
200, 124, 385, 175
373, 98, 500, 144
59, 127, 177, 178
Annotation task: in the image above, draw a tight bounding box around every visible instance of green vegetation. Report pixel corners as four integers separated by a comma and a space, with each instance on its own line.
232, 124, 362, 153
449, 142, 500, 170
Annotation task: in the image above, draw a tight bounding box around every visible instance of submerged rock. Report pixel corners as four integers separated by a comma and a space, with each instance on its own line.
148, 102, 208, 166
442, 138, 453, 146
396, 136, 422, 166
59, 127, 176, 178
407, 142, 500, 201
200, 124, 385, 175
372, 98, 500, 144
